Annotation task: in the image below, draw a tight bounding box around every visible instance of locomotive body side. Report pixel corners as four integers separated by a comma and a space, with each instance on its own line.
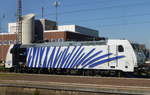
25, 40, 136, 72
5, 39, 146, 73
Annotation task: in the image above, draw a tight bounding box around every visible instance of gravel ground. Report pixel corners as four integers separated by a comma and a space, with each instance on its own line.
0, 73, 150, 87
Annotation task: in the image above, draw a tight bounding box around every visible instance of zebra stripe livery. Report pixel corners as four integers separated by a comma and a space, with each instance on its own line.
26, 46, 125, 69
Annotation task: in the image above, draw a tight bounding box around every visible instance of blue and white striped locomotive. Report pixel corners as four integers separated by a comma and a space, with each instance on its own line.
5, 39, 146, 73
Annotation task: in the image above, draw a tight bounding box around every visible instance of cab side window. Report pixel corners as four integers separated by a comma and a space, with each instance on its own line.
118, 45, 124, 52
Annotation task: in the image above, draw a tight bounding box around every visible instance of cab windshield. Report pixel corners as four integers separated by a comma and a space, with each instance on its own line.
131, 43, 146, 64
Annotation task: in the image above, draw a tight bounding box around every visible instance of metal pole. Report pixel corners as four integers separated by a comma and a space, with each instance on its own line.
42, 7, 44, 18
55, 4, 58, 26
16, 0, 22, 44
53, 1, 60, 28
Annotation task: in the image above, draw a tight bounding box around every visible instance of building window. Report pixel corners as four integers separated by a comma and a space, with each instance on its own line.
118, 45, 124, 52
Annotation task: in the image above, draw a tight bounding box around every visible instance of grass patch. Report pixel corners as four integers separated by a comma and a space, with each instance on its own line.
0, 66, 4, 69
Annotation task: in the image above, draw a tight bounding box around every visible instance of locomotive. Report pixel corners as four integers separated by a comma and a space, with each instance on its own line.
5, 39, 146, 76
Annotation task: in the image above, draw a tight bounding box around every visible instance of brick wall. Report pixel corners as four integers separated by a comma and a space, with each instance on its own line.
0, 31, 104, 62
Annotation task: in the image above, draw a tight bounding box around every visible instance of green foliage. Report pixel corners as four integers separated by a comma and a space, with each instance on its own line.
33, 89, 40, 95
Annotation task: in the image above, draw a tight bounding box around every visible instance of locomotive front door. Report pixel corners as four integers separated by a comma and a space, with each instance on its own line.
108, 45, 118, 69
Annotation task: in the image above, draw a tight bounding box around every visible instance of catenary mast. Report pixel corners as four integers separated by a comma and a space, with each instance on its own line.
16, 0, 22, 44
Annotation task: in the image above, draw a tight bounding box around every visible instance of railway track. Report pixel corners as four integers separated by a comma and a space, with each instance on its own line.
0, 73, 150, 86
0, 73, 150, 94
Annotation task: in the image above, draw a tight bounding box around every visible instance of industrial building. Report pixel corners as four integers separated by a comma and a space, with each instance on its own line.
8, 19, 101, 42
0, 14, 104, 63
58, 25, 99, 37
44, 30, 102, 42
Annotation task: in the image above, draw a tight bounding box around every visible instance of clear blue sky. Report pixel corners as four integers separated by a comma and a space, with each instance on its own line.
0, 0, 150, 48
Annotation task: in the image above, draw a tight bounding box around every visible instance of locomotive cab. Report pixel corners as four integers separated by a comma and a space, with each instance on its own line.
5, 44, 27, 69
131, 43, 146, 66
107, 40, 146, 72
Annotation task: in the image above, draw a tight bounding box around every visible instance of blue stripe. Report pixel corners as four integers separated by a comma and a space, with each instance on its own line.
70, 48, 84, 68
62, 53, 71, 68
26, 46, 125, 70
30, 48, 37, 68
26, 48, 30, 60
27, 48, 29, 53
57, 48, 67, 68
76, 48, 96, 68
72, 53, 85, 69
34, 48, 40, 68
72, 50, 102, 69
61, 53, 71, 68
47, 47, 56, 68
38, 47, 45, 68
81, 50, 103, 66
60, 46, 70, 68
52, 46, 61, 68
64, 46, 77, 68
89, 56, 125, 67
27, 48, 32, 67
68, 46, 82, 68
42, 47, 50, 68
53, 51, 63, 68
82, 53, 112, 68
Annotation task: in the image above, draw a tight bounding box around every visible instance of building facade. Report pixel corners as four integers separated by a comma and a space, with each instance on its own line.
0, 18, 103, 63
58, 25, 99, 37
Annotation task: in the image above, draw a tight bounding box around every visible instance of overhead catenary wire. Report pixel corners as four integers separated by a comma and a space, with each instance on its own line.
21, 0, 115, 13
42, 1, 150, 16
59, 0, 117, 8
85, 20, 150, 29
6, 13, 150, 28
23, 0, 149, 15
61, 13, 150, 24
29, 1, 150, 20
102, 20, 150, 27
1, 1, 150, 30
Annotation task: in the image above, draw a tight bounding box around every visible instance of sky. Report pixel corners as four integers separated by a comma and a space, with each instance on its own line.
0, 0, 150, 48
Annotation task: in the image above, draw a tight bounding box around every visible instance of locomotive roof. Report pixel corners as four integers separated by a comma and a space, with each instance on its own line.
20, 40, 107, 48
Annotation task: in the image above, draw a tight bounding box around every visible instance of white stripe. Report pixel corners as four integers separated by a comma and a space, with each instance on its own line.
36, 48, 40, 68
55, 48, 63, 68
67, 46, 78, 68
27, 48, 31, 62
41, 47, 46, 68
32, 48, 38, 68
29, 48, 34, 67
